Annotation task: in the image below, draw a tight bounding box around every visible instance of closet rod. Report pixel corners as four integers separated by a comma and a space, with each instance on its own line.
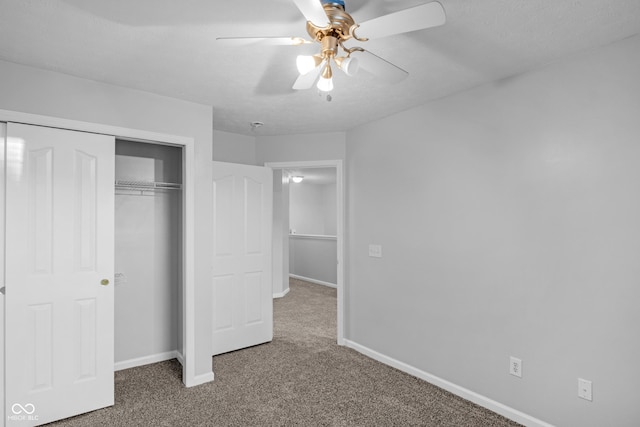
115, 180, 182, 192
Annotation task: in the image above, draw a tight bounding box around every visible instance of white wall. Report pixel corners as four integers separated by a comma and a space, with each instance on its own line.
213, 129, 257, 165
0, 59, 214, 381
346, 35, 640, 427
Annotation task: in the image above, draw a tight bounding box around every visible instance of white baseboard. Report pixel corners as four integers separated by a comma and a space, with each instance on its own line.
343, 340, 554, 427
185, 371, 215, 387
273, 287, 290, 298
115, 350, 181, 372
175, 351, 185, 366
289, 274, 337, 289
116, 350, 213, 388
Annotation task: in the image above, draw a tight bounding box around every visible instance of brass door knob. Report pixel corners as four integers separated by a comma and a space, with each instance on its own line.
101, 279, 110, 286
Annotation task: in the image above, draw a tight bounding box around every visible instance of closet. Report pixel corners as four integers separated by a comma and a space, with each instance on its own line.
114, 140, 183, 367
2, 119, 194, 426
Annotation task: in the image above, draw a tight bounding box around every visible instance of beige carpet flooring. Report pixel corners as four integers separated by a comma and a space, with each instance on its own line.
50, 278, 522, 426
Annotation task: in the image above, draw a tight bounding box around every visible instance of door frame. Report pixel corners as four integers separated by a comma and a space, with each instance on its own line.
0, 109, 198, 387
1, 122, 6, 424
265, 160, 345, 345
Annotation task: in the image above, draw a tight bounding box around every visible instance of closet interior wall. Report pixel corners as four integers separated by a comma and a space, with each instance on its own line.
114, 140, 183, 366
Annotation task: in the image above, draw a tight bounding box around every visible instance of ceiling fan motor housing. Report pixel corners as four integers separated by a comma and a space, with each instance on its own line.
306, 3, 358, 43
321, 0, 346, 10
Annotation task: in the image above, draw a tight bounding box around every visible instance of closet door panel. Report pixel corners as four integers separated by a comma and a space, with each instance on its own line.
75, 297, 98, 381
28, 147, 54, 275
75, 151, 98, 272
5, 123, 114, 426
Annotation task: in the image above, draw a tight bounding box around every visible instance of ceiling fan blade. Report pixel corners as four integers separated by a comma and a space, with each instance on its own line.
357, 1, 446, 40
292, 66, 321, 90
292, 0, 329, 27
216, 36, 310, 46
357, 50, 408, 84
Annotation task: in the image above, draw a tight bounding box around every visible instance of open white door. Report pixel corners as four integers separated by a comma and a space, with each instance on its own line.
5, 123, 115, 425
212, 161, 273, 355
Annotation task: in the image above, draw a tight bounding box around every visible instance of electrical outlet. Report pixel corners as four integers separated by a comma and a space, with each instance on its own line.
509, 356, 522, 378
368, 244, 382, 258
578, 378, 592, 401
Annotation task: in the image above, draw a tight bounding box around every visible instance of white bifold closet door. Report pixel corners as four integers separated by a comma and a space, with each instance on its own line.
5, 123, 115, 426
212, 161, 273, 355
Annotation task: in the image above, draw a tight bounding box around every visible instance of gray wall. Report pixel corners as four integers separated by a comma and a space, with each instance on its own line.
114, 141, 182, 364
290, 182, 337, 235
255, 132, 346, 164
346, 35, 640, 426
289, 236, 338, 285
0, 59, 214, 380
289, 181, 338, 285
213, 129, 257, 165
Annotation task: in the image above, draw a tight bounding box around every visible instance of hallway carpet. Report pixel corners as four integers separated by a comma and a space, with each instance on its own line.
51, 278, 522, 426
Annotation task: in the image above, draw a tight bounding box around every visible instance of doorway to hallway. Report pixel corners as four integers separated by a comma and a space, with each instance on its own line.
266, 160, 345, 345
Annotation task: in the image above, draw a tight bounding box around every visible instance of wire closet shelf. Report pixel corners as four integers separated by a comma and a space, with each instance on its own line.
115, 180, 182, 195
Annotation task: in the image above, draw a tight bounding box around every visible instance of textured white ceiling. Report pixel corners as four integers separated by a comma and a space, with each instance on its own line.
0, 0, 639, 136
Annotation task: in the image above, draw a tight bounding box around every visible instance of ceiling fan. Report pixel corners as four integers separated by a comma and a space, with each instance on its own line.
217, 0, 446, 94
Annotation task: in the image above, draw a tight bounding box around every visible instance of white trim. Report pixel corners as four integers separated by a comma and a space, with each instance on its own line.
0, 122, 6, 425
115, 351, 182, 372
186, 371, 216, 387
265, 160, 345, 346
273, 288, 290, 299
181, 139, 198, 387
343, 340, 555, 427
0, 109, 204, 388
0, 109, 191, 146
290, 274, 336, 289
175, 351, 185, 367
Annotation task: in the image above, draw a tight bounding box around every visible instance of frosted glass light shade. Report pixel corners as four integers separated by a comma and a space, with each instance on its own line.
336, 56, 359, 76
292, 176, 304, 183
317, 76, 334, 92
296, 55, 322, 75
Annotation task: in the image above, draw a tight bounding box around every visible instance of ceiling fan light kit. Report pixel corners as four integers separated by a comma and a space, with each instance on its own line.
218, 0, 446, 95
296, 54, 324, 75
334, 55, 359, 76
300, 1, 366, 92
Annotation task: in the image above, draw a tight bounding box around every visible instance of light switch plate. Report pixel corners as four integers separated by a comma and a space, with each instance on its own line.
578, 378, 592, 401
